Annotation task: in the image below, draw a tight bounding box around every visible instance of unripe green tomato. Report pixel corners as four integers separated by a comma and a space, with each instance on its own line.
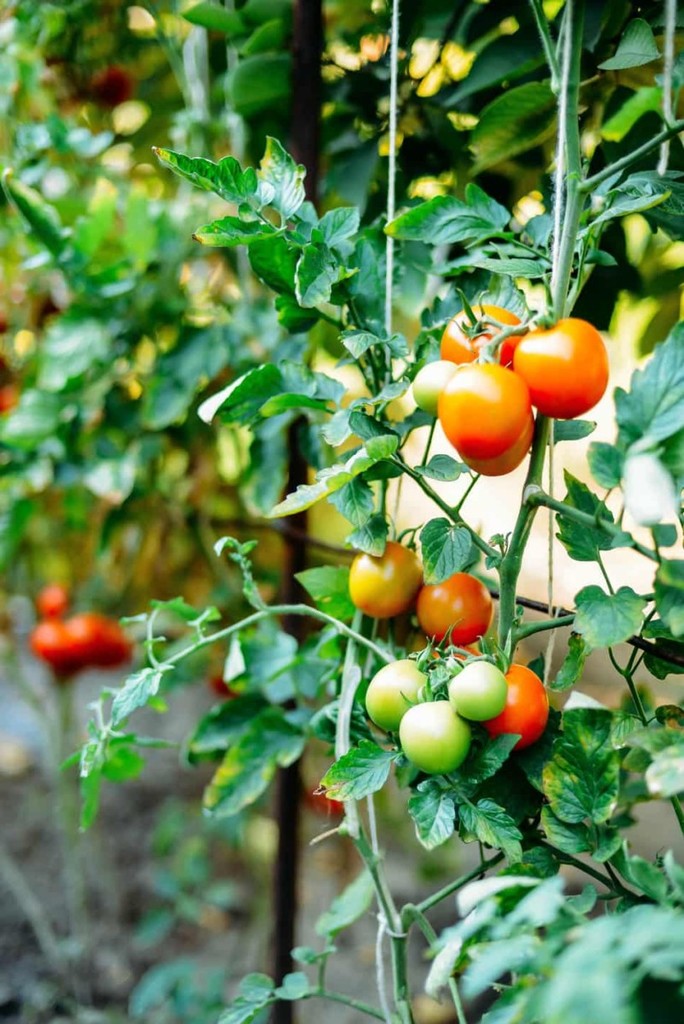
365, 659, 427, 732
411, 361, 458, 415
448, 661, 508, 721
399, 701, 472, 774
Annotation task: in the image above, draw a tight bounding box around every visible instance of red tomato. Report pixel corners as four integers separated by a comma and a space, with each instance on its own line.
65, 613, 131, 670
0, 384, 19, 415
483, 663, 549, 750
440, 305, 522, 366
349, 541, 423, 619
208, 674, 238, 700
416, 573, 493, 645
30, 619, 82, 677
512, 318, 609, 419
438, 364, 532, 460
460, 413, 534, 477
36, 584, 69, 619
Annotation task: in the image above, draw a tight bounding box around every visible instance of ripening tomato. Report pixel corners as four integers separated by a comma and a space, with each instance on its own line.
65, 613, 131, 669
438, 364, 532, 460
460, 414, 534, 477
440, 305, 522, 366
416, 572, 493, 645
36, 584, 69, 619
483, 663, 549, 750
349, 541, 423, 619
399, 701, 472, 774
448, 661, 508, 721
411, 361, 458, 415
30, 619, 82, 677
512, 318, 609, 419
305, 789, 345, 818
365, 659, 427, 732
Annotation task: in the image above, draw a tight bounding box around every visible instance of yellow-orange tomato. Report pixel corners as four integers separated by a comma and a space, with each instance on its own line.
416, 572, 493, 645
460, 413, 534, 477
483, 663, 549, 750
349, 541, 423, 619
513, 318, 609, 419
441, 305, 523, 366
438, 364, 532, 460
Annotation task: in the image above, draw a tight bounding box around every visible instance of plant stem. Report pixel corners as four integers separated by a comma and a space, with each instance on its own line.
313, 989, 386, 1020
497, 416, 551, 647
401, 905, 467, 1024
415, 853, 504, 914
420, 419, 436, 467
529, 0, 560, 88
580, 118, 684, 193
396, 456, 498, 561
669, 797, 684, 836
538, 841, 636, 897
455, 472, 480, 514
525, 490, 658, 562
514, 613, 576, 642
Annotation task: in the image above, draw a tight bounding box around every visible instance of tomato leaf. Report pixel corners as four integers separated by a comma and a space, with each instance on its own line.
542, 709, 620, 825
295, 566, 355, 622
216, 974, 277, 1024
598, 18, 660, 70
587, 441, 624, 489
459, 798, 523, 862
346, 513, 389, 556
386, 185, 509, 246
154, 147, 259, 204
328, 477, 374, 527
203, 708, 305, 816
540, 806, 591, 855
550, 634, 587, 692
318, 206, 360, 247
573, 585, 645, 651
258, 137, 306, 219
319, 740, 397, 801
315, 869, 374, 938
555, 472, 615, 561
408, 778, 456, 849
186, 695, 270, 763
111, 667, 168, 728
470, 82, 556, 174
615, 324, 684, 447
420, 518, 473, 583
295, 241, 341, 307
654, 560, 684, 638
414, 455, 469, 481
274, 973, 312, 1001
194, 216, 277, 247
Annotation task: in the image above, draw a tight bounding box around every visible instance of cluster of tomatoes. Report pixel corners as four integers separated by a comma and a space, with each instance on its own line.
412, 306, 609, 475
30, 584, 132, 681
349, 540, 549, 775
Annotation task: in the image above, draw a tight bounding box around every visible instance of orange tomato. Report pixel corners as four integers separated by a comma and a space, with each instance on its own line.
416, 573, 493, 645
460, 413, 534, 477
349, 541, 422, 619
483, 663, 549, 750
438, 364, 532, 460
440, 305, 522, 365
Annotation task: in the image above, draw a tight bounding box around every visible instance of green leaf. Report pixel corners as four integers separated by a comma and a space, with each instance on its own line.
588, 442, 624, 489
153, 148, 258, 204
456, 734, 519, 790
217, 973, 276, 1024
328, 477, 374, 528
2, 170, 67, 258
259, 137, 306, 219
38, 315, 109, 390
84, 453, 137, 505
615, 325, 684, 447
0, 498, 33, 572
573, 585, 645, 651
459, 798, 523, 862
340, 329, 381, 359
619, 854, 669, 902
198, 364, 282, 425
601, 86, 663, 141
274, 972, 311, 1001
241, 18, 288, 56
186, 695, 269, 762
470, 82, 556, 173
646, 745, 684, 798
295, 241, 341, 307
315, 869, 375, 938
420, 519, 473, 584
542, 709, 620, 824
111, 668, 167, 728
249, 235, 297, 293
183, 1, 244, 34
556, 471, 615, 562
204, 708, 305, 817
229, 54, 291, 118
540, 807, 591, 855
387, 186, 509, 246
0, 389, 62, 448
346, 513, 389, 556
193, 216, 277, 247
319, 740, 396, 801
550, 634, 586, 692
553, 419, 596, 442
267, 435, 399, 518
319, 207, 360, 247
295, 566, 354, 621
414, 455, 469, 481
408, 779, 456, 849
599, 18, 660, 70
655, 560, 684, 638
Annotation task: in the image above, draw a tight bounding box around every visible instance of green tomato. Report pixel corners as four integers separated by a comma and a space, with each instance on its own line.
399, 701, 472, 774
365, 659, 426, 732
448, 661, 508, 721
411, 360, 458, 416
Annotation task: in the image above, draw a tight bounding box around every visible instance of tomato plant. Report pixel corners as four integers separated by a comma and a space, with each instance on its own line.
349, 541, 422, 619
416, 572, 493, 645
437, 363, 533, 461
365, 659, 426, 732
483, 664, 549, 751
513, 318, 610, 419
399, 701, 472, 775
448, 660, 508, 722
440, 304, 522, 365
